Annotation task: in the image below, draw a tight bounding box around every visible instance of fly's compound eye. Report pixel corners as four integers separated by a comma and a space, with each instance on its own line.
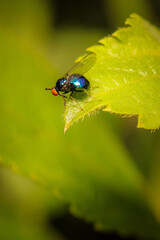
51, 88, 59, 96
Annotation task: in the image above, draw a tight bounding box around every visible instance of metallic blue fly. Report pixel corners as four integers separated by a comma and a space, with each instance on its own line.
45, 52, 96, 109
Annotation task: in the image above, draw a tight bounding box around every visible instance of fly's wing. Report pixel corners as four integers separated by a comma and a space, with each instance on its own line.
64, 52, 96, 80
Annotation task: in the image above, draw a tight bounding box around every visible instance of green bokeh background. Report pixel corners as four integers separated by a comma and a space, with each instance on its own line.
1, 0, 160, 239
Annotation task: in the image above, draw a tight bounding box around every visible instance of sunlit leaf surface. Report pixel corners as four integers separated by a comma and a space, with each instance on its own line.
64, 14, 160, 131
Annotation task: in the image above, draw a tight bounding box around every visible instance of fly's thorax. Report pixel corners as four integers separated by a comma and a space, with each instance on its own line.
56, 78, 67, 91
56, 77, 72, 93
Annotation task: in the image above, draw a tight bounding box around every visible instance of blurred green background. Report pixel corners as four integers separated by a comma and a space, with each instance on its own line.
1, 0, 160, 239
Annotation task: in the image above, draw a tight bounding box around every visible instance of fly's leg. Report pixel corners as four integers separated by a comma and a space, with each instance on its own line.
62, 94, 67, 108
69, 92, 83, 111
59, 92, 67, 109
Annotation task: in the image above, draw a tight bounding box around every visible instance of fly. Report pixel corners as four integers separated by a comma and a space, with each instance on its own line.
45, 52, 96, 109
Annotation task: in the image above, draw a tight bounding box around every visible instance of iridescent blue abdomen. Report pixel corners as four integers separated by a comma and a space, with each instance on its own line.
70, 74, 89, 91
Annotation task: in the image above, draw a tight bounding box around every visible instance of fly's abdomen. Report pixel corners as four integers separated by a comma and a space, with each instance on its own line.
70, 74, 90, 91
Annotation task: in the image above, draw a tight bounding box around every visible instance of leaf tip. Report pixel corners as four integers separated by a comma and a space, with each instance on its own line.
125, 13, 144, 27
64, 121, 71, 133
64, 126, 68, 133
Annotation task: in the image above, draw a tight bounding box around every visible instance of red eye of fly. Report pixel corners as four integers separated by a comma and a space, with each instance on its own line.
51, 88, 58, 96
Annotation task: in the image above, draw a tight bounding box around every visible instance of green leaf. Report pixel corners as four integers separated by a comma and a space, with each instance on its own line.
0, 0, 52, 44
64, 13, 160, 131
0, 168, 65, 240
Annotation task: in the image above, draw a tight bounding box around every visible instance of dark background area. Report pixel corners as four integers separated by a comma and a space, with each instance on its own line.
52, 0, 160, 28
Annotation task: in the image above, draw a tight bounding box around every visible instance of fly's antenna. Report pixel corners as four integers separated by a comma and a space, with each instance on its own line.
45, 88, 52, 90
